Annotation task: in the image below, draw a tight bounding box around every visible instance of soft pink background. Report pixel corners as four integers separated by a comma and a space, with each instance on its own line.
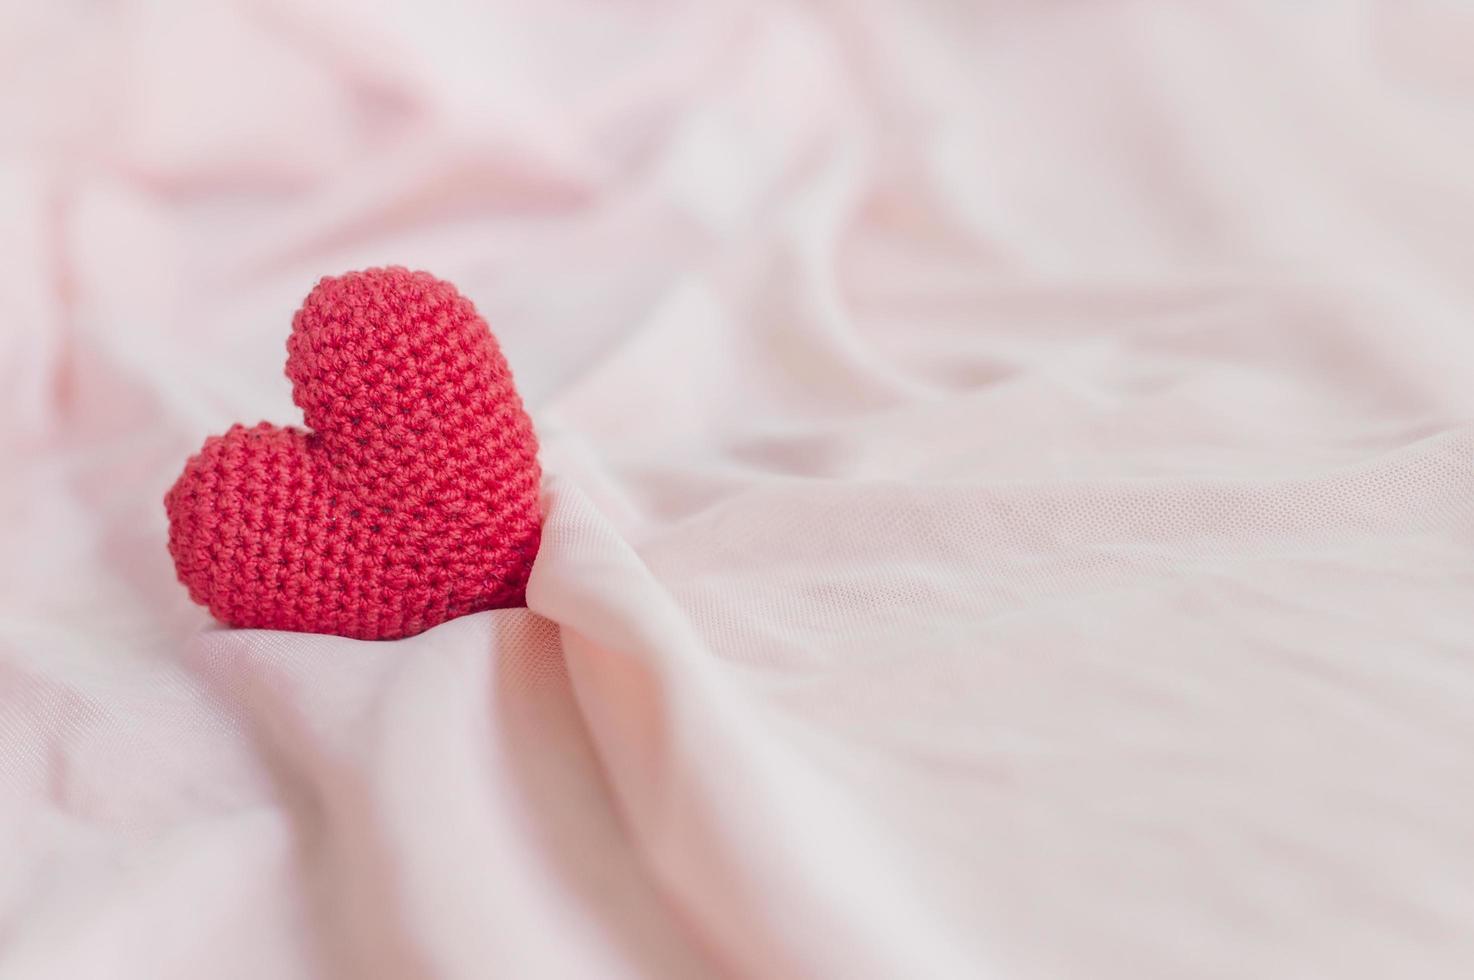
3, 2, 1474, 977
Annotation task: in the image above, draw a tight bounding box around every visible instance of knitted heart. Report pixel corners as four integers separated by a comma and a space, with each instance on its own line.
165, 267, 541, 641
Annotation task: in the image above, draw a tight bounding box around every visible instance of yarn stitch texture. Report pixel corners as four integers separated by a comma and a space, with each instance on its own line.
165, 267, 542, 641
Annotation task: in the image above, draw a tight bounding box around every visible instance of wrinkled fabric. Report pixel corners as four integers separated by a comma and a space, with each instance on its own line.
3, 2, 1474, 977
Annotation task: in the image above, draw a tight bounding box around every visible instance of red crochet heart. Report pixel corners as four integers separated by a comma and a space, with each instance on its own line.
165, 267, 541, 641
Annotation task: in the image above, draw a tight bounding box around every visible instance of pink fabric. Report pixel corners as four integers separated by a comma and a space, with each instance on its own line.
4, 2, 1474, 976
